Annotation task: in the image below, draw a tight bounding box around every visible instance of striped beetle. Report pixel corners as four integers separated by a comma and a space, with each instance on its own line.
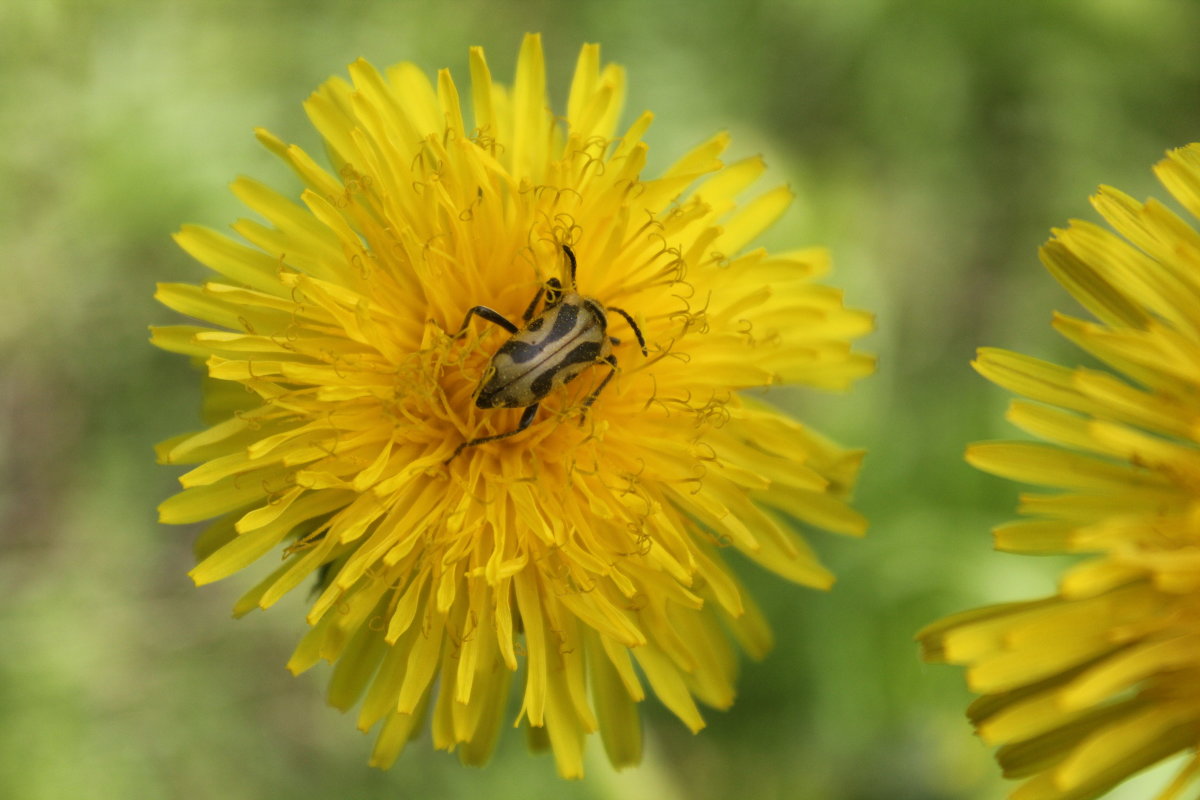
448, 244, 647, 461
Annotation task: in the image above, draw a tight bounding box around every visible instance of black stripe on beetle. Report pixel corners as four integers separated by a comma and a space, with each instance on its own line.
447, 244, 649, 461
559, 339, 604, 367
494, 339, 540, 364
528, 339, 603, 398
542, 303, 579, 344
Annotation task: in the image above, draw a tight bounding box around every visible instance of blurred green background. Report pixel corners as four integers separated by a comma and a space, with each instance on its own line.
5, 1, 1200, 798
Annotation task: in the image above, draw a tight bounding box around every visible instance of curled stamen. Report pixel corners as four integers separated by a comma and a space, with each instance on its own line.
268, 332, 298, 353
549, 215, 583, 252
284, 527, 328, 558
569, 148, 607, 180
566, 572, 597, 595
351, 253, 373, 280
692, 441, 718, 463
233, 409, 264, 430
274, 251, 293, 278
631, 210, 665, 243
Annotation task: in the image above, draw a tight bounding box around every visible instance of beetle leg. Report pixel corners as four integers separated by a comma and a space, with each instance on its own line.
579, 355, 619, 424
520, 286, 545, 322
454, 306, 519, 336
446, 403, 540, 463
606, 306, 647, 356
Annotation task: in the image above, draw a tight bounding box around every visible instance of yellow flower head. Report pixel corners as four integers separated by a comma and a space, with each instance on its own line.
920, 144, 1200, 799
154, 35, 873, 777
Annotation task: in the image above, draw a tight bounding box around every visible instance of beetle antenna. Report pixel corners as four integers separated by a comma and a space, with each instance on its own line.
607, 306, 648, 356
562, 244, 578, 289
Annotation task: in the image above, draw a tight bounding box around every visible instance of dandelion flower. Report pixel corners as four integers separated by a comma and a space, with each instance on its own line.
154, 35, 873, 777
919, 144, 1200, 799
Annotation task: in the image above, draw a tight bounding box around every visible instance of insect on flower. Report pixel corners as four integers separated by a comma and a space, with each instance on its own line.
154, 37, 875, 778
449, 244, 647, 461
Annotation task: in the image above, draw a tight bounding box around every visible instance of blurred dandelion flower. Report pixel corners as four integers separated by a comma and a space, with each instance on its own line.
154, 34, 873, 777
919, 144, 1200, 799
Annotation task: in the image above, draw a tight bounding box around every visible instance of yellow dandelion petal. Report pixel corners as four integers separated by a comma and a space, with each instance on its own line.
921, 143, 1200, 799
155, 35, 872, 776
